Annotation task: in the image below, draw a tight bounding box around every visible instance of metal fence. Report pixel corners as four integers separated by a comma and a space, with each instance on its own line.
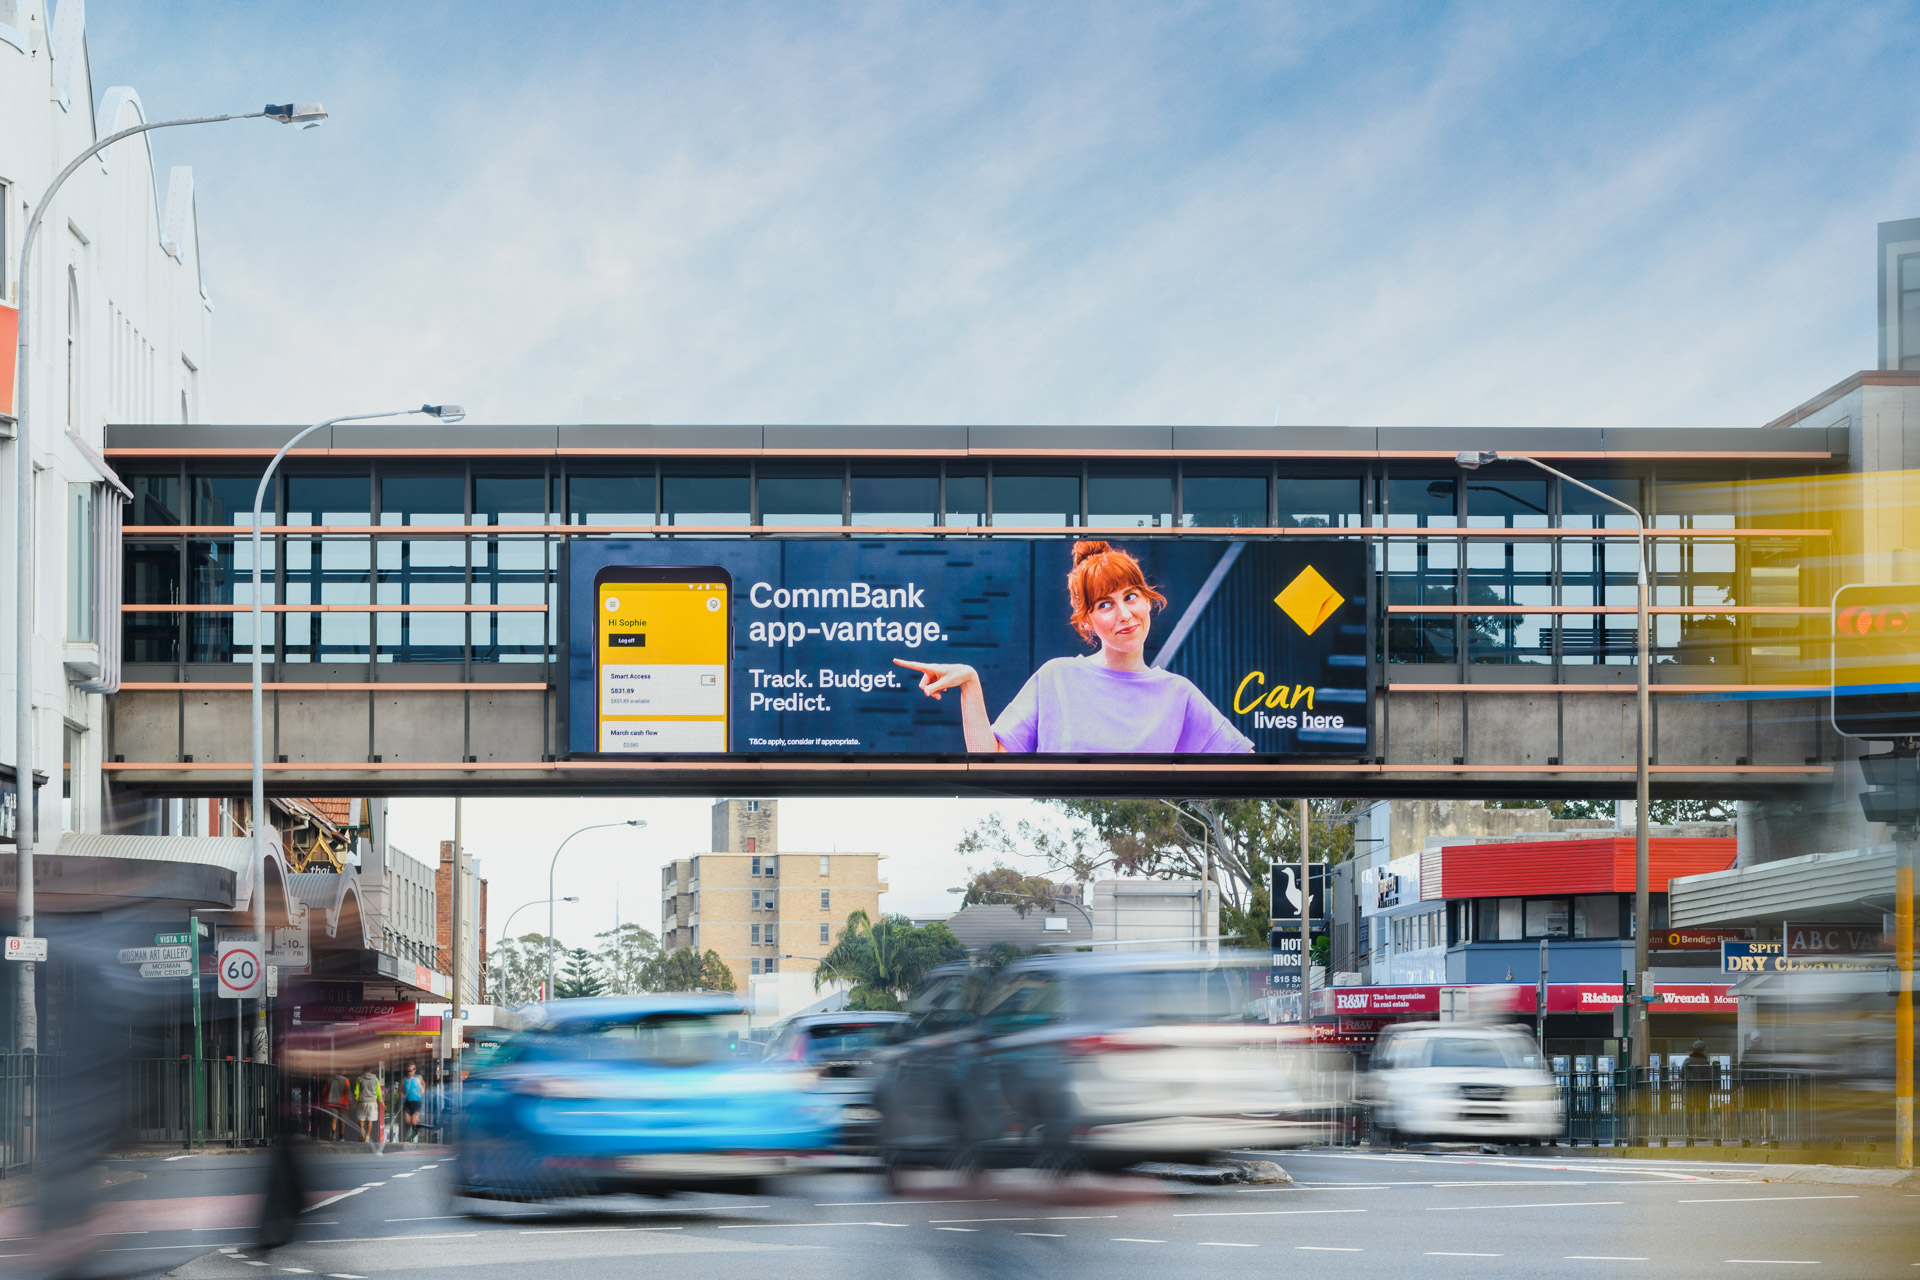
0, 1054, 61, 1174
1559, 1066, 1817, 1148
128, 1058, 277, 1147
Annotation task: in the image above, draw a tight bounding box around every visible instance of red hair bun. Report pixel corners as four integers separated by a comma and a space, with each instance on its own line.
1066, 541, 1166, 642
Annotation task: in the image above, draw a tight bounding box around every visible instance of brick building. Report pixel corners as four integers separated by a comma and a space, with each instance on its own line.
661, 799, 885, 990
437, 840, 488, 1005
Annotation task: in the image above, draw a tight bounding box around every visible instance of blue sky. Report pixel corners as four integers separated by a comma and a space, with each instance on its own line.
79, 2, 1920, 945
92, 1, 1920, 430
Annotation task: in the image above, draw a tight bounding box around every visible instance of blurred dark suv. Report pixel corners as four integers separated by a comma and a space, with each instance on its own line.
763, 1011, 911, 1151
872, 953, 1327, 1176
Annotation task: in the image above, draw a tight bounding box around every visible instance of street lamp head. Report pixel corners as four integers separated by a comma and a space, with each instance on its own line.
946, 886, 964, 894
1456, 449, 1500, 470
421, 404, 466, 424
264, 102, 328, 127
562, 895, 579, 903
625, 819, 646, 828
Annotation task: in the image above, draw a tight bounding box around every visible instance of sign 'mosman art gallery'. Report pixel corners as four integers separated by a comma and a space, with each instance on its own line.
560, 539, 1370, 760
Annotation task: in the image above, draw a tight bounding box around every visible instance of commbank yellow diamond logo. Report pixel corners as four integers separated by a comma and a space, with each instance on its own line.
1275, 565, 1344, 636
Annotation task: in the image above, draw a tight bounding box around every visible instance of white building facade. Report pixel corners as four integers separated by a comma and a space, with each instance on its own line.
1, 0, 216, 852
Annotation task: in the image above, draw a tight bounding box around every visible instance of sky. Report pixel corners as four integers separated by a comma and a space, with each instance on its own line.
81, 1, 1920, 950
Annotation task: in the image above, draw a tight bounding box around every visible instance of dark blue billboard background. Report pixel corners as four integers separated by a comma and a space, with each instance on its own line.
564, 538, 1369, 758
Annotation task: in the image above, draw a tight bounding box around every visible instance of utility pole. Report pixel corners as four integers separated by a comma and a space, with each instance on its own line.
1299, 799, 1313, 1027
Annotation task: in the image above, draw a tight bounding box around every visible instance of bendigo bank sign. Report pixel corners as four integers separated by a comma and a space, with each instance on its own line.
563, 538, 1370, 759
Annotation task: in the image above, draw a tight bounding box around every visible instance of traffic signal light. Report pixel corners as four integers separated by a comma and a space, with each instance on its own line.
1859, 751, 1920, 827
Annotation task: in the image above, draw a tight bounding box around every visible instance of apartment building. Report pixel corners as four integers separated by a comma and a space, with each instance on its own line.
660, 799, 884, 989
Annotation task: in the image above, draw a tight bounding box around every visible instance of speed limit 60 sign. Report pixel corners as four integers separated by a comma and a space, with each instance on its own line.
217, 940, 264, 999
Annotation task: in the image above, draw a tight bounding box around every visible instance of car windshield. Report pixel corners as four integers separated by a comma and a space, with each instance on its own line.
805, 1023, 900, 1056
1426, 1035, 1535, 1070
1068, 967, 1248, 1024
539, 1012, 751, 1067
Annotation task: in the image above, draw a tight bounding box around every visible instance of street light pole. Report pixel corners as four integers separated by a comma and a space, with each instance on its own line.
10, 102, 325, 1054
247, 404, 462, 1058
497, 896, 577, 945
547, 820, 644, 999
1458, 450, 1653, 1072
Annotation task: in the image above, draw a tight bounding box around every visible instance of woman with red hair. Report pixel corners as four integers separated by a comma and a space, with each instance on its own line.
895, 541, 1252, 754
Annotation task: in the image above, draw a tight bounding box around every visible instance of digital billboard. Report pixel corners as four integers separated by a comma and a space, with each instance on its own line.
563, 538, 1370, 759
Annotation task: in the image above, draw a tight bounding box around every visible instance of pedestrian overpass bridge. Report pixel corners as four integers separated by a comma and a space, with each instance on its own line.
98, 374, 1917, 801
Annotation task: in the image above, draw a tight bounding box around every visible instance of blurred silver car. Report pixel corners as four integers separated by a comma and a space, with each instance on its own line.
763, 1011, 910, 1151
1361, 1022, 1562, 1144
875, 951, 1333, 1173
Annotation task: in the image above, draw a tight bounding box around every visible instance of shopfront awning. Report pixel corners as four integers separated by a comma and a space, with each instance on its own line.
1669, 845, 1896, 929
0, 832, 295, 918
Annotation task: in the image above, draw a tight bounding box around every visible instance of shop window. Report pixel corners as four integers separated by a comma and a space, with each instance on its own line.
1573, 894, 1619, 939
1524, 898, 1572, 938
1182, 473, 1266, 528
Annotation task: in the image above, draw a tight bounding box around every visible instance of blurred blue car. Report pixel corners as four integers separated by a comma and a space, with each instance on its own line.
452, 995, 840, 1202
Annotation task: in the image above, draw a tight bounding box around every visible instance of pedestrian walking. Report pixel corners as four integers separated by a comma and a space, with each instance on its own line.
1681, 1039, 1715, 1144
356, 1066, 385, 1154
402, 1062, 426, 1142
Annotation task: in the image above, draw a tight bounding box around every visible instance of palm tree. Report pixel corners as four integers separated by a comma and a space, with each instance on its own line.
814, 910, 965, 1010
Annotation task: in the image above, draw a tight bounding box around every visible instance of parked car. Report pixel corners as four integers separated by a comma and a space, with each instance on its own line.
1360, 1022, 1562, 1144
450, 995, 841, 1203
763, 1011, 911, 1150
872, 952, 1330, 1176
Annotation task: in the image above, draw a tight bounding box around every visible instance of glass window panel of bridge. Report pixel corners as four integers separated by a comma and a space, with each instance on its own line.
1181, 473, 1266, 528
125, 472, 182, 528
376, 474, 467, 663
125, 541, 181, 662
759, 470, 845, 527
283, 475, 371, 663
662, 471, 749, 528
189, 473, 271, 529
1465, 474, 1550, 664
944, 468, 987, 527
1653, 475, 1738, 666
569, 474, 654, 527
1383, 475, 1458, 663
474, 475, 550, 663
992, 471, 1080, 527
1087, 471, 1172, 529
1558, 473, 1642, 666
850, 471, 937, 528
1275, 475, 1363, 529
187, 536, 275, 662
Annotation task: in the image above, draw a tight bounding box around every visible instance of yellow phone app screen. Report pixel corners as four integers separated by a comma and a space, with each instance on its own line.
598, 581, 728, 752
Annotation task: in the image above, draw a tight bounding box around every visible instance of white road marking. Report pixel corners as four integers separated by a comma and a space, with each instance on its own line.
304, 1186, 370, 1212
1566, 1257, 1648, 1262
935, 1227, 979, 1233
387, 1215, 465, 1222
715, 1221, 904, 1230
1201, 1242, 1257, 1247
518, 1226, 683, 1235
1112, 1238, 1166, 1243
306, 1234, 479, 1243
1725, 1262, 1820, 1267
327, 1275, 368, 1279
1681, 1196, 1858, 1204
818, 1198, 998, 1207
1298, 1245, 1361, 1252
1427, 1200, 1624, 1211
929, 1216, 1037, 1224
1429, 1252, 1504, 1257
1044, 1215, 1121, 1221
390, 1172, 415, 1178
1174, 1208, 1367, 1218
279, 1269, 313, 1274
1020, 1232, 1066, 1238
164, 1154, 194, 1162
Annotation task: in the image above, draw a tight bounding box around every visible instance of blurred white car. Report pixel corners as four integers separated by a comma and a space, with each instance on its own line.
1362, 1023, 1562, 1143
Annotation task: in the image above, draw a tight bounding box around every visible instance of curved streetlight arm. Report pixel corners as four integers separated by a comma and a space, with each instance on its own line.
1459, 449, 1653, 1073
970, 889, 1094, 930
547, 820, 643, 997
12, 105, 320, 1056
498, 896, 574, 945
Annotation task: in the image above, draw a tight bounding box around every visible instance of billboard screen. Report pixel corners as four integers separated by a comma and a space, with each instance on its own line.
563, 538, 1369, 759
1831, 582, 1920, 740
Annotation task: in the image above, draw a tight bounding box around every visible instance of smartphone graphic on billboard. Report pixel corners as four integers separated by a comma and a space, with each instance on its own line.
593, 566, 731, 752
